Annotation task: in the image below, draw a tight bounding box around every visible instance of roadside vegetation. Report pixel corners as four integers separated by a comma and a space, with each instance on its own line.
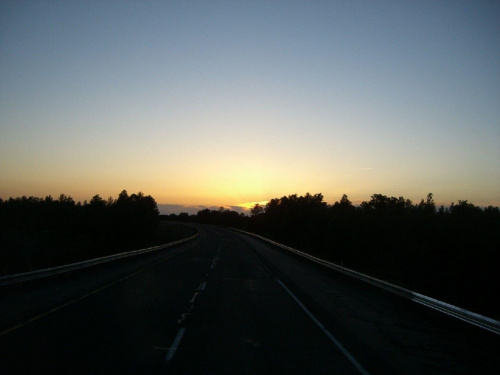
168, 193, 500, 320
2, 189, 498, 319
0, 191, 170, 276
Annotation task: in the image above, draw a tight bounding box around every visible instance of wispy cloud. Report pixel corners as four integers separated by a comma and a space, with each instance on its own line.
351, 168, 374, 171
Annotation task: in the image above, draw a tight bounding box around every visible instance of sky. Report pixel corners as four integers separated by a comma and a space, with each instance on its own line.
1, 1, 499, 214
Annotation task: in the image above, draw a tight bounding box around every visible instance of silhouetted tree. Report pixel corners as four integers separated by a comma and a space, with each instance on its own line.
194, 207, 246, 228
250, 204, 264, 216
0, 190, 160, 274
242, 191, 499, 319
3, 189, 498, 318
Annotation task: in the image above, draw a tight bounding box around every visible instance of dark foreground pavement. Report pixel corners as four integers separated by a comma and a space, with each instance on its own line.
1, 224, 499, 374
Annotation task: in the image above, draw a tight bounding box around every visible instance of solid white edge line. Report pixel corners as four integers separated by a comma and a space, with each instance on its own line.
233, 228, 500, 336
275, 278, 371, 375
165, 327, 186, 363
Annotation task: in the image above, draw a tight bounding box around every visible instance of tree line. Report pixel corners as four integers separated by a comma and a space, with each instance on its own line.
0, 190, 159, 275
169, 193, 500, 319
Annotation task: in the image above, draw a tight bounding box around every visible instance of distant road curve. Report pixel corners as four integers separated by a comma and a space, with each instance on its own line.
1, 224, 498, 374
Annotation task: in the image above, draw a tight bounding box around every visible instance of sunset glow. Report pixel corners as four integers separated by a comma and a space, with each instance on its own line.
1, 2, 499, 213
236, 201, 270, 211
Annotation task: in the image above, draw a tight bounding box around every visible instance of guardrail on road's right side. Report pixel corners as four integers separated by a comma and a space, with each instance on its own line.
233, 228, 500, 336
0, 232, 199, 287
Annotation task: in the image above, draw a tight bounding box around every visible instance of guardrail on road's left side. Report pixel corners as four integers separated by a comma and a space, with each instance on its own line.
0, 232, 199, 287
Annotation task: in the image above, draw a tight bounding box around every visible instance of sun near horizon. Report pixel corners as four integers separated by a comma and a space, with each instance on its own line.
1, 2, 499, 213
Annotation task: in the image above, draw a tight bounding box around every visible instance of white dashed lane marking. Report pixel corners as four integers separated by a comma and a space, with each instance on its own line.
165, 247, 220, 364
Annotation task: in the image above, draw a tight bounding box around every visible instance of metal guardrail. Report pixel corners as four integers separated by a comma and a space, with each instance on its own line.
233, 228, 500, 336
0, 232, 199, 287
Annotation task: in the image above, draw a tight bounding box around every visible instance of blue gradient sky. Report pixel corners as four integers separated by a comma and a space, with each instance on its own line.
1, 1, 499, 211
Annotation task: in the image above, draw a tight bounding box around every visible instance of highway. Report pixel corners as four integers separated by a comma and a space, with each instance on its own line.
1, 224, 499, 374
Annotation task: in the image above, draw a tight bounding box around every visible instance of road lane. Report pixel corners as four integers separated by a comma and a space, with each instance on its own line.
167, 226, 366, 374
1, 224, 499, 374
229, 228, 500, 375
0, 232, 215, 373
0, 237, 201, 335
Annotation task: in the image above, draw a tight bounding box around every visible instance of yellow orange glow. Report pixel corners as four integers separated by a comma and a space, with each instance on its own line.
236, 201, 269, 210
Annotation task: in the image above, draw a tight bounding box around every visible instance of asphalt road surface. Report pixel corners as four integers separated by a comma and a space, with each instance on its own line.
1, 224, 499, 374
